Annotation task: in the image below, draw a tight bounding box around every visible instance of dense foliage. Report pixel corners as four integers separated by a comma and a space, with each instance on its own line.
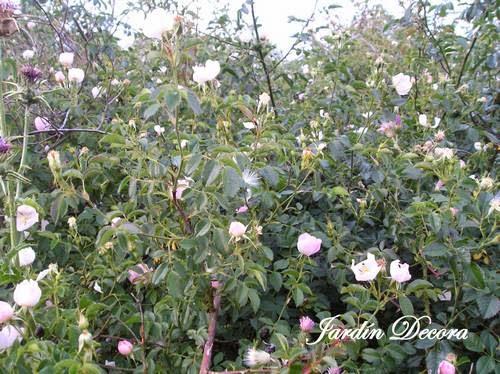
0, 0, 498, 373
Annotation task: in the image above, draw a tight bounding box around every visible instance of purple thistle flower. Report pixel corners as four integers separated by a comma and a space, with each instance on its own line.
394, 114, 402, 128
0, 137, 12, 154
326, 368, 341, 374
20, 65, 42, 83
0, 1, 17, 16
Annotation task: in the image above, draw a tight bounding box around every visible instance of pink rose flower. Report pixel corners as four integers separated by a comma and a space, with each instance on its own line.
297, 233, 322, 256
127, 264, 153, 285
211, 280, 221, 289
236, 205, 248, 214
118, 340, 133, 356
0, 302, 14, 323
438, 360, 455, 374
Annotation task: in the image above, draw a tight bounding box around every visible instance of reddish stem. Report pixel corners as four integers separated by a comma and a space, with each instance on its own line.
199, 292, 222, 374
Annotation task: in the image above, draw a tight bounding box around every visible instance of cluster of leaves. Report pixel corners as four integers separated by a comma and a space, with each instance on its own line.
0, 0, 497, 373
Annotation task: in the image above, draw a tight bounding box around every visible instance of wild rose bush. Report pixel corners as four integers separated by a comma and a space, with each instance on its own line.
0, 0, 498, 373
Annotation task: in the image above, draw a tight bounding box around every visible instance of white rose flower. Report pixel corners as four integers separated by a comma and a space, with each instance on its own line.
91, 86, 101, 99
154, 125, 165, 136
13, 280, 42, 308
22, 49, 35, 60
479, 176, 494, 190
68, 216, 77, 228
68, 68, 85, 83
16, 205, 39, 232
142, 9, 176, 39
351, 253, 382, 282
389, 260, 411, 283
392, 73, 413, 96
192, 60, 220, 84
58, 52, 74, 67
18, 247, 36, 267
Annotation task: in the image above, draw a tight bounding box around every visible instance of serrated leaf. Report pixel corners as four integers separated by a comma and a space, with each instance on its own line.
222, 167, 242, 198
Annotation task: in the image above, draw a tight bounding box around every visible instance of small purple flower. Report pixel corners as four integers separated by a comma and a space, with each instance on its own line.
326, 368, 341, 374
0, 0, 17, 16
0, 137, 11, 154
435, 179, 445, 191
299, 316, 315, 332
394, 114, 402, 128
20, 65, 42, 83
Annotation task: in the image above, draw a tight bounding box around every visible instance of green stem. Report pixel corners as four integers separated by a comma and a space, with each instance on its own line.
16, 106, 30, 198
8, 181, 17, 247
0, 43, 6, 137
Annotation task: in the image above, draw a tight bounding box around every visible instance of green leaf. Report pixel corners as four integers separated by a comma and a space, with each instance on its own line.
187, 89, 202, 115
469, 263, 485, 289
195, 219, 211, 237
260, 166, 279, 187
476, 294, 500, 319
238, 284, 249, 306
293, 287, 304, 306
202, 160, 221, 186
222, 167, 242, 198
331, 186, 349, 197
248, 288, 260, 313
152, 263, 169, 285
144, 103, 161, 120
50, 194, 68, 224
476, 356, 495, 374
406, 279, 433, 294
167, 271, 183, 298
100, 133, 126, 146
164, 87, 181, 112
463, 333, 485, 353
399, 294, 414, 316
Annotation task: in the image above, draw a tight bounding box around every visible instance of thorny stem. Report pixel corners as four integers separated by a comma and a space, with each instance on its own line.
199, 291, 222, 374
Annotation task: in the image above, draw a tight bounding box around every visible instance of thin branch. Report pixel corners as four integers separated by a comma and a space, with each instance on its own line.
419, 1, 451, 76
33, 0, 65, 51
249, 1, 276, 112
455, 33, 479, 89
29, 128, 107, 135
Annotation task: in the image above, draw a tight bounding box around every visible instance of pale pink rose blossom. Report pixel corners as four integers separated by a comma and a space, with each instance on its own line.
118, 340, 133, 356
34, 116, 51, 131
54, 71, 65, 83
0, 325, 22, 350
0, 302, 14, 324
128, 264, 153, 285
229, 221, 247, 240
297, 233, 322, 256
236, 205, 248, 214
211, 280, 221, 289
435, 180, 445, 191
